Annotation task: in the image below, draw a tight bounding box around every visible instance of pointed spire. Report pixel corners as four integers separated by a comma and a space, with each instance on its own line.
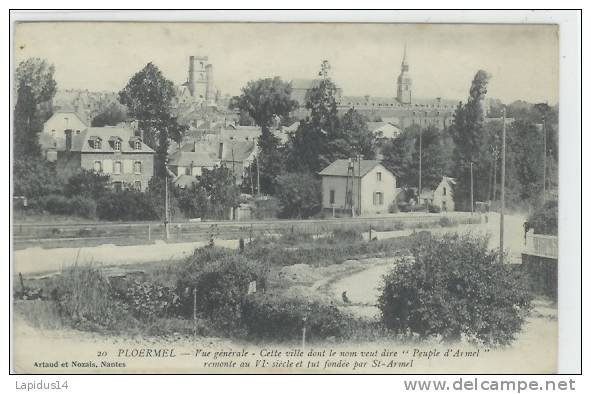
402, 42, 407, 63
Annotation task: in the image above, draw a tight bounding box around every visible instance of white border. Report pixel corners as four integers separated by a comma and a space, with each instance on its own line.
2, 7, 583, 392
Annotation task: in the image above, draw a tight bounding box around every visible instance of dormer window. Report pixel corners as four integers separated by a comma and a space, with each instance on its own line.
135, 141, 141, 150
89, 137, 102, 150
114, 140, 121, 151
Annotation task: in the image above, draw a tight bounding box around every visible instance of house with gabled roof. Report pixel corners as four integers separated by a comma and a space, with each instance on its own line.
318, 159, 396, 216
56, 126, 155, 191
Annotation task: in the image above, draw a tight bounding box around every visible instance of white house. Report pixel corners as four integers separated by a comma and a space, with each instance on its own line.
43, 110, 88, 139
420, 176, 456, 211
319, 159, 396, 216
367, 121, 402, 140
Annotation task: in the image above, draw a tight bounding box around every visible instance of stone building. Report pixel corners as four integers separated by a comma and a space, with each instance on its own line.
56, 126, 155, 191
336, 46, 458, 130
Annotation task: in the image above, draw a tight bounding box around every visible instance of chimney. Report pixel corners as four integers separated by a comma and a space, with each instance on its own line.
64, 129, 73, 152
218, 142, 224, 160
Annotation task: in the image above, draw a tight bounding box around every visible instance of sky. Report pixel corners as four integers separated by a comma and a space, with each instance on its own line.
14, 22, 559, 104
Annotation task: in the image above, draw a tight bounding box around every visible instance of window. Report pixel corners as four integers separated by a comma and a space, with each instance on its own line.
443, 187, 447, 196
90, 138, 102, 150
329, 190, 335, 205
376, 172, 382, 182
185, 167, 191, 175
94, 161, 102, 172
134, 141, 141, 150
113, 181, 122, 192
114, 161, 122, 175
373, 192, 383, 206
114, 140, 121, 151
134, 161, 142, 174
134, 181, 142, 191
51, 129, 56, 137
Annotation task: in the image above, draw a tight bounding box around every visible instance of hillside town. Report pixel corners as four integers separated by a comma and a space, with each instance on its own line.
11, 19, 567, 376
18, 49, 557, 224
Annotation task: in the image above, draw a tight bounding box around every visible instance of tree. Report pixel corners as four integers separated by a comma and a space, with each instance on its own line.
525, 199, 557, 236
381, 125, 452, 188
378, 233, 532, 345
285, 68, 377, 174
64, 169, 111, 199
13, 158, 62, 198
118, 63, 187, 176
230, 77, 298, 194
176, 183, 209, 219
275, 172, 322, 218
200, 166, 240, 219
91, 101, 128, 127
449, 70, 492, 209
14, 58, 57, 158
285, 76, 341, 174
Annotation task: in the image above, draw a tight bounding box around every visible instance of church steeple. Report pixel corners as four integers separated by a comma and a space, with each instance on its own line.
397, 43, 412, 104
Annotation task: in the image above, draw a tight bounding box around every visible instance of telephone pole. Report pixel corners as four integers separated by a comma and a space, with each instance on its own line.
357, 154, 362, 216
418, 127, 422, 205
164, 159, 170, 241
500, 107, 506, 264
542, 115, 547, 203
470, 161, 474, 214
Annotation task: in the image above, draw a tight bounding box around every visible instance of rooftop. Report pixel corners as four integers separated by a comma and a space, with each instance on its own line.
319, 159, 384, 177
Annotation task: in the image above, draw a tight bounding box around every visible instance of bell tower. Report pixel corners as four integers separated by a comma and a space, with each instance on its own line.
396, 44, 412, 104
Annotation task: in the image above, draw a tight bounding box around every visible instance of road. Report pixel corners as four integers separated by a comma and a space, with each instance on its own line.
332, 213, 527, 318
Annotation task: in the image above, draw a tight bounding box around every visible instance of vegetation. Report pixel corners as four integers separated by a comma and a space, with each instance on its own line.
96, 190, 159, 221
275, 172, 322, 218
91, 101, 128, 127
525, 199, 558, 235
118, 62, 187, 176
32, 194, 97, 219
230, 77, 298, 194
378, 233, 532, 345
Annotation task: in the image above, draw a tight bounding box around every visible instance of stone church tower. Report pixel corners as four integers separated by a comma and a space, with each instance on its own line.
187, 55, 214, 102
396, 45, 412, 104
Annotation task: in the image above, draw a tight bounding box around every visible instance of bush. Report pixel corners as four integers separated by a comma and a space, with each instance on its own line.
388, 201, 399, 213
525, 199, 557, 235
252, 196, 281, 219
275, 172, 321, 218
330, 228, 363, 243
33, 194, 97, 218
439, 216, 454, 227
52, 265, 129, 330
96, 190, 159, 221
175, 248, 268, 330
242, 293, 348, 341
428, 204, 441, 213
378, 233, 532, 345
118, 280, 180, 321
64, 169, 110, 199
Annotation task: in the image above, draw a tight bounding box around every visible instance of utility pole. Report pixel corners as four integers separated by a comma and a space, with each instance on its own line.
470, 161, 474, 214
542, 115, 547, 203
164, 159, 170, 241
500, 107, 506, 264
418, 127, 422, 205
256, 155, 260, 197
357, 154, 361, 216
